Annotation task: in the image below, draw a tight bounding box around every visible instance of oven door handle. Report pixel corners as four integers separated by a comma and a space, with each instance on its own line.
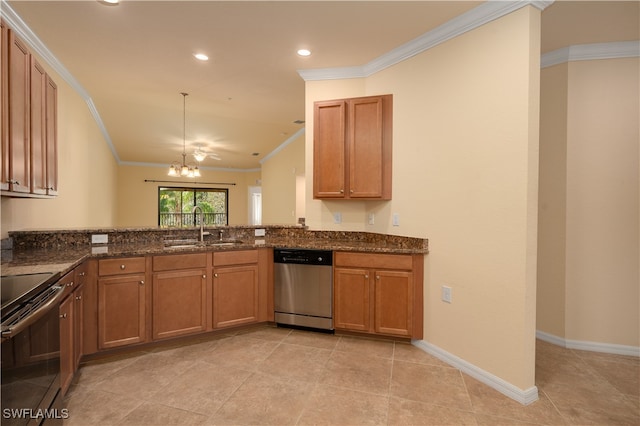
1, 285, 66, 339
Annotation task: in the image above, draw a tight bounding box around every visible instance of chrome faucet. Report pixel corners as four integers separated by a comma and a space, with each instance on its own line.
192, 205, 209, 242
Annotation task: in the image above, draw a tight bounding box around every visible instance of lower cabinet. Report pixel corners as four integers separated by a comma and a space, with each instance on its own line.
334, 252, 423, 339
59, 294, 74, 394
59, 265, 85, 395
213, 250, 259, 329
97, 257, 148, 349
152, 253, 208, 340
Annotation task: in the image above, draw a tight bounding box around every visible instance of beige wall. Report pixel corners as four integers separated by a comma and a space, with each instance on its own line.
565, 58, 639, 347
1, 55, 118, 238
261, 131, 305, 225
566, 58, 639, 346
305, 7, 541, 390
537, 63, 569, 338
538, 57, 640, 348
115, 165, 260, 227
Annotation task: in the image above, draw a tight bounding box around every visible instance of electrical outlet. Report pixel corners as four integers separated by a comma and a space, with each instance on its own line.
334, 212, 342, 224
442, 285, 452, 303
368, 213, 375, 225
91, 234, 108, 244
392, 213, 400, 226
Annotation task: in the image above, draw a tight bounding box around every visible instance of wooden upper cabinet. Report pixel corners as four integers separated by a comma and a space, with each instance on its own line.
7, 30, 30, 194
313, 100, 346, 198
1, 22, 58, 197
30, 57, 47, 195
44, 75, 57, 196
1, 20, 9, 191
313, 94, 392, 200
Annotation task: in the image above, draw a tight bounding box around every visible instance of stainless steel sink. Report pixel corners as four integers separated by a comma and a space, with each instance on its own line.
207, 239, 244, 246
163, 239, 243, 249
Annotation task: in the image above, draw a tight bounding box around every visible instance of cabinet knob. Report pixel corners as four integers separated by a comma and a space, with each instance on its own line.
75, 295, 82, 300
376, 276, 380, 280
350, 189, 354, 193
202, 274, 207, 279
120, 264, 126, 270
79, 272, 86, 277
60, 313, 67, 319
339, 189, 344, 193
365, 274, 369, 279
67, 281, 74, 287
214, 273, 218, 278
139, 280, 145, 285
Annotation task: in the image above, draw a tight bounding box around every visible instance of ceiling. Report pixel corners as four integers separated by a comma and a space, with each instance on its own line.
4, 1, 639, 171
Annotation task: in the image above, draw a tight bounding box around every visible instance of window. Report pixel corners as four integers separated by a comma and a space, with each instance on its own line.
158, 187, 228, 228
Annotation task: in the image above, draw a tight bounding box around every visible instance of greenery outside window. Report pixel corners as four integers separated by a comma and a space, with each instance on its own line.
158, 187, 228, 228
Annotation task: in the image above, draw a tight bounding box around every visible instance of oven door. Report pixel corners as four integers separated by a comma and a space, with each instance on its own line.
1, 284, 65, 426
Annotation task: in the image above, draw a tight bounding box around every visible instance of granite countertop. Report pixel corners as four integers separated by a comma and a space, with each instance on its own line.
1, 227, 428, 278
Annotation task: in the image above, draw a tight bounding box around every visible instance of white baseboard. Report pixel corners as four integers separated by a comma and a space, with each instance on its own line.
412, 340, 539, 406
536, 330, 640, 357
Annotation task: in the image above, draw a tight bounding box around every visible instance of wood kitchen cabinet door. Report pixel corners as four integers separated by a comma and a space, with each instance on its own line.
7, 30, 30, 194
213, 264, 259, 329
333, 267, 371, 332
59, 294, 74, 395
152, 269, 207, 340
44, 75, 57, 196
72, 284, 84, 371
1, 20, 9, 191
349, 96, 390, 199
29, 57, 47, 195
313, 99, 346, 198
374, 270, 413, 337
98, 274, 146, 349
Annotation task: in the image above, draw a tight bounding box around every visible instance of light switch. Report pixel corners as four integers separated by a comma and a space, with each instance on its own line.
392, 213, 400, 226
334, 212, 342, 224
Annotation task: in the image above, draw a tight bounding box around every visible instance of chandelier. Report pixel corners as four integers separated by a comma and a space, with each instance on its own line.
168, 92, 200, 178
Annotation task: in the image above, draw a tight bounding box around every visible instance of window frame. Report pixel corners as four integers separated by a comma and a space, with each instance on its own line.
157, 186, 229, 228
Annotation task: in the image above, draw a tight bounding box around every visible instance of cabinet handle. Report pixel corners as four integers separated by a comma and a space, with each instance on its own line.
9, 179, 20, 185
120, 264, 126, 270
60, 313, 67, 319
139, 280, 145, 285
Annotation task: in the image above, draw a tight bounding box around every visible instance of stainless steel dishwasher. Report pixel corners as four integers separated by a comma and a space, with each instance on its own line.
274, 248, 333, 330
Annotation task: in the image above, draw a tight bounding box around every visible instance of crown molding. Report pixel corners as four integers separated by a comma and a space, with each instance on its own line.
298, 0, 554, 81
1, 0, 120, 163
260, 128, 306, 165
541, 40, 640, 68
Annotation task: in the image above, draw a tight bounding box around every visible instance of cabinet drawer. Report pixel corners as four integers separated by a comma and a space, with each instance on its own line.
98, 257, 146, 276
334, 252, 413, 270
213, 250, 258, 267
153, 253, 207, 272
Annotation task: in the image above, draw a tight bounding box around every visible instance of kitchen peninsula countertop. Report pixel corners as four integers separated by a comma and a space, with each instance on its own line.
2, 226, 428, 278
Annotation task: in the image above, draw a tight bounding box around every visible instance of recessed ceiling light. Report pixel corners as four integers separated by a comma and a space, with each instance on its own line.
297, 49, 311, 57
99, 0, 119, 4
194, 53, 209, 61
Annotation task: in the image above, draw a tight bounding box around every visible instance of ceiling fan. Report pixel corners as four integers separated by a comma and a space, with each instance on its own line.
193, 148, 222, 162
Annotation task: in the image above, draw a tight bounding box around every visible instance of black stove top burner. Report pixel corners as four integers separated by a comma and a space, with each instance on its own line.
1, 272, 56, 311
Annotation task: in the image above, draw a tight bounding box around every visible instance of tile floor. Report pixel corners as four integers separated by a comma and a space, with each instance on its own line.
63, 325, 639, 425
